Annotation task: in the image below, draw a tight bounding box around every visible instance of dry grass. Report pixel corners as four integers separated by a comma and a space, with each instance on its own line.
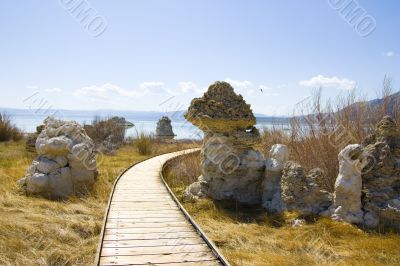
163, 152, 400, 266
261, 82, 400, 191
0, 140, 199, 266
0, 113, 23, 142
132, 131, 154, 155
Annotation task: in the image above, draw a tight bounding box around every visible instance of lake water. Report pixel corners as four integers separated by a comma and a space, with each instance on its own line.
3, 109, 289, 139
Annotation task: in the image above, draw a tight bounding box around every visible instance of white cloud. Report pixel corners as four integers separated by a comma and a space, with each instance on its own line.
45, 88, 61, 93
178, 81, 197, 93
225, 78, 252, 89
384, 51, 398, 57
139, 81, 169, 94
225, 78, 255, 95
74, 83, 143, 102
299, 75, 356, 90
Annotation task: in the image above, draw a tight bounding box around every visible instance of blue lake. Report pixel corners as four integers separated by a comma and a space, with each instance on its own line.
2, 109, 290, 139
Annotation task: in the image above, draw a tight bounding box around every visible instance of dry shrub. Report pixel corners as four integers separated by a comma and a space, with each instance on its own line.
163, 151, 201, 189
262, 77, 400, 191
84, 116, 126, 147
133, 131, 154, 155
0, 113, 23, 142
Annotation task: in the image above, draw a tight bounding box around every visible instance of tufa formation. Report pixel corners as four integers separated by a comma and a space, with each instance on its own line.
18, 117, 98, 199
184, 81, 265, 204
156, 116, 175, 139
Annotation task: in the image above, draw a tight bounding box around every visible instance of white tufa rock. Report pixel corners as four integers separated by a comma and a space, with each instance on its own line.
292, 219, 305, 228
332, 144, 368, 224
18, 117, 97, 199
262, 144, 289, 211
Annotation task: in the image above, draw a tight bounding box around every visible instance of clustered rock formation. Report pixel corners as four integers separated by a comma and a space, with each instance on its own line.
156, 116, 175, 139
18, 117, 98, 199
362, 116, 400, 229
264, 116, 400, 229
184, 81, 265, 205
182, 81, 399, 230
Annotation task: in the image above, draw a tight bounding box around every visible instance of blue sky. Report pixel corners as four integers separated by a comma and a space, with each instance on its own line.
0, 0, 399, 115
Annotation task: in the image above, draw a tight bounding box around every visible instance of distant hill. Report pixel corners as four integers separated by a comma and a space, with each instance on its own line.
344, 91, 400, 117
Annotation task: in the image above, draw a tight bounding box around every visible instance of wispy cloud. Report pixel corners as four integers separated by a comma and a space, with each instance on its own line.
178, 81, 197, 93
74, 83, 143, 102
384, 51, 398, 57
225, 78, 255, 95
45, 88, 62, 93
299, 75, 356, 90
224, 78, 281, 97
139, 81, 172, 94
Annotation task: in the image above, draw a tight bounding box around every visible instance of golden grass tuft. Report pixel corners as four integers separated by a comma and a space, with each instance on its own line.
0, 140, 199, 265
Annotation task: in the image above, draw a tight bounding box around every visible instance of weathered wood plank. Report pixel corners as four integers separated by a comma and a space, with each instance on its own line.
107, 213, 183, 219
101, 237, 205, 248
105, 222, 190, 229
105, 227, 194, 234
99, 251, 217, 265
100, 244, 210, 256
103, 231, 199, 241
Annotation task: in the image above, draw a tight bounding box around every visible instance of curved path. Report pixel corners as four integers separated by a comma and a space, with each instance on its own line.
96, 149, 229, 266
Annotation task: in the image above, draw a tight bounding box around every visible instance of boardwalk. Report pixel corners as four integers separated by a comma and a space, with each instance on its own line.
96, 149, 228, 266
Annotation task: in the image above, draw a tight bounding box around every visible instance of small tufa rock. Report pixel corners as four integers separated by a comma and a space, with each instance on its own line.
292, 219, 306, 228
183, 175, 208, 202
156, 116, 175, 139
281, 161, 332, 215
361, 116, 400, 230
18, 117, 97, 200
185, 81, 256, 133
262, 144, 289, 212
332, 144, 368, 224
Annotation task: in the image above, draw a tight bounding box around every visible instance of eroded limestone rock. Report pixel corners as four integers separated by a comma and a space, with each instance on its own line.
332, 144, 368, 224
361, 116, 400, 229
156, 116, 175, 139
281, 161, 331, 215
183, 175, 208, 202
184, 81, 265, 204
262, 144, 289, 211
18, 117, 97, 199
185, 81, 256, 133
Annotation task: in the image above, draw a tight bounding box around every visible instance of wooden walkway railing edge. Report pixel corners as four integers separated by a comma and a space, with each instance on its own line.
160, 151, 231, 266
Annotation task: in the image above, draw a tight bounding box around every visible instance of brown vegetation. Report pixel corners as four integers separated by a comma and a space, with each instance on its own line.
84, 116, 126, 148
132, 131, 154, 155
0, 113, 23, 142
261, 79, 400, 191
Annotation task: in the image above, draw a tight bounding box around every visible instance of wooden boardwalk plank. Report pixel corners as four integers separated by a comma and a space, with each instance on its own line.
99, 252, 216, 265
100, 244, 210, 256
96, 149, 225, 266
